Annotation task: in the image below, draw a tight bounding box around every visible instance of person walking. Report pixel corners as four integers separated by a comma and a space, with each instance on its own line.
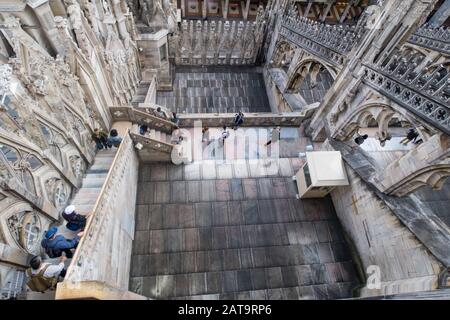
26, 255, 67, 293
202, 127, 210, 144
107, 129, 123, 147
171, 112, 180, 126
41, 227, 81, 259
232, 111, 244, 130
91, 128, 109, 150
221, 126, 230, 144
139, 124, 149, 135
156, 107, 167, 118
62, 205, 87, 232
265, 127, 281, 146
400, 128, 419, 145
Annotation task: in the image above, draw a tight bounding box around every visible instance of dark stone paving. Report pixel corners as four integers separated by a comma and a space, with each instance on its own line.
156, 66, 271, 114
129, 162, 360, 299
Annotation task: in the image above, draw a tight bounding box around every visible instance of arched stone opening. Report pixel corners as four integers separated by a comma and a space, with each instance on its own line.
285, 60, 336, 104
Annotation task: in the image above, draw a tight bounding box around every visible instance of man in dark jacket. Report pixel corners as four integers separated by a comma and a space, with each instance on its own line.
41, 227, 80, 259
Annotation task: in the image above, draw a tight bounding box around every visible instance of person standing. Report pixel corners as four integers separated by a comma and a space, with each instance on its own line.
156, 107, 167, 119
107, 129, 123, 147
91, 128, 109, 150
26, 255, 67, 293
171, 112, 180, 126
41, 227, 81, 259
265, 127, 281, 146
221, 126, 230, 144
202, 127, 210, 143
232, 111, 244, 130
400, 128, 419, 145
139, 124, 149, 135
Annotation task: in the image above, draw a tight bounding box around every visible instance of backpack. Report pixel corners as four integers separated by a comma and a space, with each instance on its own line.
45, 247, 62, 259
26, 265, 58, 292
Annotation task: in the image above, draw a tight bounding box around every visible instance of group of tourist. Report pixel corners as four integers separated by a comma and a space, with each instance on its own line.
139, 107, 180, 136
91, 128, 123, 150
27, 205, 87, 293
200, 112, 281, 147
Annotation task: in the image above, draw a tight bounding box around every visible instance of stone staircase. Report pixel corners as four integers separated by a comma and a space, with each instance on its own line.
24, 148, 118, 300
131, 82, 151, 107
58, 148, 118, 239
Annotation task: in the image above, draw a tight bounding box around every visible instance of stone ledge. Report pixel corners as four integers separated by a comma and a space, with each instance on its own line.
55, 281, 148, 300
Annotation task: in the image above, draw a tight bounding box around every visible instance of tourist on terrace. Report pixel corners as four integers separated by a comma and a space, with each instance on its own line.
41, 226, 81, 259
171, 112, 180, 126
107, 129, 122, 147
265, 127, 281, 146
62, 205, 87, 232
202, 127, 210, 144
26, 254, 67, 293
92, 128, 109, 150
221, 126, 230, 144
233, 111, 244, 130
139, 124, 149, 135
400, 128, 419, 145
156, 107, 167, 118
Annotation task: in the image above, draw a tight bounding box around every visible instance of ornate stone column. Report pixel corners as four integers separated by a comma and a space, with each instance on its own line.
203, 0, 208, 18
223, 0, 229, 19
339, 0, 359, 23
243, 0, 251, 20
303, 0, 313, 17
320, 0, 336, 22
181, 0, 186, 18
111, 0, 130, 40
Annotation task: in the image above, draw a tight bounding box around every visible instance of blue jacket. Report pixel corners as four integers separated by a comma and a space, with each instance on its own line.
41, 235, 79, 251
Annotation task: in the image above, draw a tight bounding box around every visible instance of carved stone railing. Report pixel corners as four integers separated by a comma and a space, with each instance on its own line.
110, 106, 177, 134
408, 24, 450, 55
59, 130, 139, 294
177, 111, 307, 127
362, 52, 450, 134
176, 15, 266, 66
280, 8, 367, 67
129, 128, 174, 155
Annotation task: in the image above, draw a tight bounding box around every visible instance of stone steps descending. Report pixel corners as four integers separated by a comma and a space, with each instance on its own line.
132, 82, 151, 107
57, 148, 118, 239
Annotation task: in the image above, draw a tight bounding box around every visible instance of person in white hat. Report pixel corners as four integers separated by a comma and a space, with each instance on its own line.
62, 205, 87, 232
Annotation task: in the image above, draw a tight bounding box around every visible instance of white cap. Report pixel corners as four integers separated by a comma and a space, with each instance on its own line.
64, 205, 75, 214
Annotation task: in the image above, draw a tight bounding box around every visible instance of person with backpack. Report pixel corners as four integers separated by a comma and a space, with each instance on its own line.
26, 255, 67, 293
41, 227, 81, 259
91, 128, 109, 150
62, 205, 87, 232
232, 111, 244, 130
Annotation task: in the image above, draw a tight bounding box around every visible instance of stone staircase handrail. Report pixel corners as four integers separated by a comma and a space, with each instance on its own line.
60, 129, 133, 289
